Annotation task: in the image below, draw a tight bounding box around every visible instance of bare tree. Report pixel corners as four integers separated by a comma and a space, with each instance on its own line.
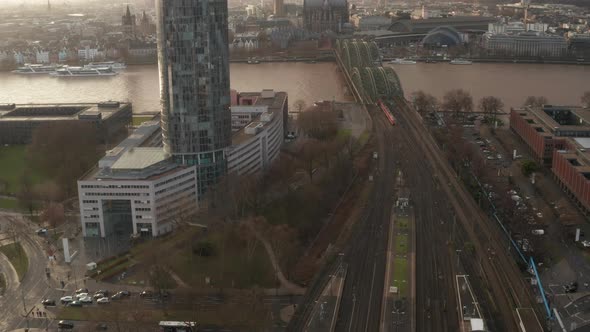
411, 90, 438, 114
293, 99, 307, 113
28, 122, 101, 196
297, 109, 339, 141
581, 91, 590, 108
523, 96, 548, 108
34, 181, 63, 204
298, 139, 322, 181
41, 202, 65, 230
441, 89, 473, 120
16, 171, 35, 215
479, 96, 504, 123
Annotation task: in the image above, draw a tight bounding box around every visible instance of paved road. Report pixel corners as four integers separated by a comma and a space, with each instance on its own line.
0, 213, 60, 331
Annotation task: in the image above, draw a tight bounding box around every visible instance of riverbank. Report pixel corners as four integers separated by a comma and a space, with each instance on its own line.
384, 57, 590, 66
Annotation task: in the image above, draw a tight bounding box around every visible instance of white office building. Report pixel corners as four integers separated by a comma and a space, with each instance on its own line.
227, 90, 288, 175
78, 122, 197, 239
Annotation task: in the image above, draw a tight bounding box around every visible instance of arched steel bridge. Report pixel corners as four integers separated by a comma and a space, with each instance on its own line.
335, 39, 404, 103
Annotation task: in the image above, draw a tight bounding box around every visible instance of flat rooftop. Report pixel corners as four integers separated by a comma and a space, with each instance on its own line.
0, 102, 131, 122
230, 90, 287, 145
513, 106, 590, 138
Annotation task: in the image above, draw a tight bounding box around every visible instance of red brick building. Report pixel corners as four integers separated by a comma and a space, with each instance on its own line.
510, 105, 590, 215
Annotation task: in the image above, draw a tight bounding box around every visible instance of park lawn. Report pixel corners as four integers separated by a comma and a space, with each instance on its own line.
392, 257, 408, 296
395, 233, 408, 254
0, 242, 28, 281
132, 116, 155, 126
0, 145, 45, 194
0, 197, 19, 210
129, 226, 276, 289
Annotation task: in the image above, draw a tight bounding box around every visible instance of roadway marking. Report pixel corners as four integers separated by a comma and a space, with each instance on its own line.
347, 294, 356, 332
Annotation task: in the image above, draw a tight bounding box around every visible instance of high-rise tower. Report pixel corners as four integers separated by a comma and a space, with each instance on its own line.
156, 0, 231, 197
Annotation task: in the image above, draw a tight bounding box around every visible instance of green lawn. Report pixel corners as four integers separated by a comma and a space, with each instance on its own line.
132, 116, 155, 126
395, 233, 408, 254
0, 145, 45, 194
397, 217, 409, 230
392, 257, 408, 296
0, 242, 28, 281
0, 198, 18, 210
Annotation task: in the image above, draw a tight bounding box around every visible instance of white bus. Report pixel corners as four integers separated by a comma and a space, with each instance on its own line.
159, 321, 198, 332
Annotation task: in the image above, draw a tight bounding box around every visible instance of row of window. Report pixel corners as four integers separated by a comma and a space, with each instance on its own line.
154, 169, 195, 188
82, 200, 98, 204
135, 207, 151, 212
85, 192, 146, 197
155, 177, 196, 195
81, 184, 149, 189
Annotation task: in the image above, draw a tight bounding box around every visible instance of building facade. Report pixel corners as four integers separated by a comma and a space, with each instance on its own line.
0, 102, 131, 145
227, 90, 288, 175
156, 0, 232, 197
274, 0, 285, 17
482, 32, 568, 58
78, 148, 198, 238
303, 0, 349, 33
552, 140, 590, 215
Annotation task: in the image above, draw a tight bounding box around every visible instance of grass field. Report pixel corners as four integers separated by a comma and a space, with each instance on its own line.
132, 116, 155, 126
392, 257, 408, 296
0, 242, 28, 281
395, 233, 408, 254
0, 145, 45, 194
0, 198, 18, 210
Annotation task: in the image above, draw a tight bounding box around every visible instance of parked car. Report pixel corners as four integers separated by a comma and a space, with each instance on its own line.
75, 292, 88, 299
58, 320, 74, 329
36, 228, 48, 235
60, 296, 74, 304
119, 290, 130, 297
486, 156, 495, 160
75, 288, 89, 294
93, 293, 105, 299
111, 292, 123, 300
531, 229, 545, 235
97, 297, 110, 304
68, 301, 83, 307
581, 240, 590, 248
41, 299, 56, 307
80, 296, 93, 304
96, 289, 110, 296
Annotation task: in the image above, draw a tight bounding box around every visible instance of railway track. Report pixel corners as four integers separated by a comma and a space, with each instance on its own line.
391, 95, 541, 331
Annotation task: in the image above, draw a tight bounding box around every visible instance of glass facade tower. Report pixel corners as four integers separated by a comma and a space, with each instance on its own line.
156, 0, 231, 197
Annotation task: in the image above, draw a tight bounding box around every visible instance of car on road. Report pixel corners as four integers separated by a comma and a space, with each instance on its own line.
139, 290, 154, 298
80, 296, 93, 304
482, 149, 491, 154
95, 323, 108, 330
564, 281, 578, 293
58, 321, 74, 329
36, 228, 48, 235
41, 299, 56, 307
68, 300, 83, 307
486, 156, 495, 160
581, 240, 590, 248
497, 154, 502, 159
111, 290, 131, 300
60, 296, 74, 304
97, 297, 110, 304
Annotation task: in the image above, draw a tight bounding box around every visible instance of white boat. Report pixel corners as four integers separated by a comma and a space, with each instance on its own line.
49, 66, 118, 77
12, 64, 62, 74
450, 59, 473, 65
247, 59, 260, 64
389, 58, 417, 65
85, 61, 127, 70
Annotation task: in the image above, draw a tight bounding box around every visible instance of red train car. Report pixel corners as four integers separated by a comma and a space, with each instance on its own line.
377, 100, 396, 125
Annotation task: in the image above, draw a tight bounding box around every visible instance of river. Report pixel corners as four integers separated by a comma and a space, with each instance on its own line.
0, 62, 588, 113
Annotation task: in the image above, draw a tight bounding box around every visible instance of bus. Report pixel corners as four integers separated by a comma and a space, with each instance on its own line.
159, 321, 198, 332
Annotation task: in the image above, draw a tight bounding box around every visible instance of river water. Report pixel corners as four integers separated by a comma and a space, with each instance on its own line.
0, 62, 588, 113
